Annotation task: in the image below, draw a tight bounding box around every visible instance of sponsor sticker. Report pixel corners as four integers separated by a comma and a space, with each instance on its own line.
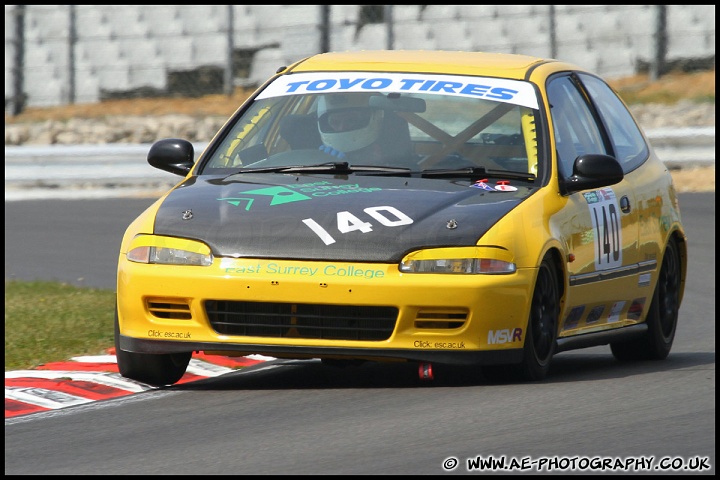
563, 305, 586, 330
256, 72, 539, 109
607, 301, 625, 323
627, 298, 646, 321
470, 179, 497, 191
585, 305, 605, 324
494, 180, 518, 192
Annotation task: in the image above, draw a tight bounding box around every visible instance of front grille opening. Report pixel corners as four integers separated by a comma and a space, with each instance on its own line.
205, 300, 398, 341
414, 310, 467, 329
146, 299, 192, 320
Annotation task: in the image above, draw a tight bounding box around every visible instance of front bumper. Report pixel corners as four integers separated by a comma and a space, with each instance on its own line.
117, 256, 534, 365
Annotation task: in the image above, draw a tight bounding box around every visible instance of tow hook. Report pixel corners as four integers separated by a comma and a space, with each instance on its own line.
418, 362, 434, 380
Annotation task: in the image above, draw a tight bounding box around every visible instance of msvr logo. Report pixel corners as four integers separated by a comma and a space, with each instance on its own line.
487, 328, 523, 344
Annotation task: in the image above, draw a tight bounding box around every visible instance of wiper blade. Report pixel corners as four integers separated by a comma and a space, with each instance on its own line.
236, 161, 353, 174
233, 162, 412, 175
349, 164, 413, 175
421, 166, 488, 178
421, 166, 536, 181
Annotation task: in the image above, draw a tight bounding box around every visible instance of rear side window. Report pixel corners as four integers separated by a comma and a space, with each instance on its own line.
579, 73, 649, 172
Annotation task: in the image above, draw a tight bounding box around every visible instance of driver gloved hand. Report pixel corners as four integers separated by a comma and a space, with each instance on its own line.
319, 145, 346, 159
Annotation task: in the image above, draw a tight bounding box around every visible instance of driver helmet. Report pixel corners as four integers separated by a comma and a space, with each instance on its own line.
317, 93, 384, 153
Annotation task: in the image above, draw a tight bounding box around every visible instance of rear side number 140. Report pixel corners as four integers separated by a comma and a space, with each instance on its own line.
588, 189, 622, 270
303, 206, 413, 245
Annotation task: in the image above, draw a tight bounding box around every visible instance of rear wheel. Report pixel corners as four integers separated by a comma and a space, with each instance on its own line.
611, 239, 681, 361
114, 308, 191, 386
482, 257, 559, 382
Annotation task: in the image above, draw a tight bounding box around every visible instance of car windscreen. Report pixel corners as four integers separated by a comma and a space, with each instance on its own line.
200, 71, 543, 179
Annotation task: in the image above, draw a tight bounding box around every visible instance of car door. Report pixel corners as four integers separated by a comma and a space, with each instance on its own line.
546, 73, 643, 336
577, 72, 664, 273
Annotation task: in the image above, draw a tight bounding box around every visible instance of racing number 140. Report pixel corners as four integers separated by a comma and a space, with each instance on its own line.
303, 206, 413, 245
590, 199, 622, 270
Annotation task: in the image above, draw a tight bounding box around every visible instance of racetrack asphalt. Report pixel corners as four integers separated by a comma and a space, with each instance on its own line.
5, 191, 714, 420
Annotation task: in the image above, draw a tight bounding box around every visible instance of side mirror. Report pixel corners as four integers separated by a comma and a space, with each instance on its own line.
147, 138, 195, 176
559, 154, 624, 195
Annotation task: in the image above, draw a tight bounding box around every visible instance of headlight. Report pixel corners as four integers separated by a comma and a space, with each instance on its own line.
399, 247, 516, 274
126, 236, 213, 266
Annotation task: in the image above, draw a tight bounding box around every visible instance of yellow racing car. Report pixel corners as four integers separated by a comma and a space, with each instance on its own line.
115, 50, 687, 386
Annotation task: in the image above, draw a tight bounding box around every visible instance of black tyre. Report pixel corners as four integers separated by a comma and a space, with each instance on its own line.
483, 257, 559, 382
114, 308, 191, 386
611, 239, 681, 362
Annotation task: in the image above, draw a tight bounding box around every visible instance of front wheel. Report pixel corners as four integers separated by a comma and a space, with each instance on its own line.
114, 308, 191, 386
516, 258, 559, 380
482, 257, 559, 382
611, 239, 681, 361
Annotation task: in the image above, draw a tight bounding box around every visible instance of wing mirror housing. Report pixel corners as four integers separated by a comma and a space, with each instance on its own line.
148, 138, 195, 176
559, 154, 624, 195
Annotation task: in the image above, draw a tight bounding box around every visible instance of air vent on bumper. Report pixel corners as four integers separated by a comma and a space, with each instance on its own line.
146, 298, 192, 320
205, 300, 398, 341
414, 309, 468, 329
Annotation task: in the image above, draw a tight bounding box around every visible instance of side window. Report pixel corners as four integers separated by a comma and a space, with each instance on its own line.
578, 73, 649, 172
546, 75, 609, 178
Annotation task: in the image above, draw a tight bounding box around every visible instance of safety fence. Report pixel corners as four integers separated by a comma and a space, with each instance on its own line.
4, 5, 716, 114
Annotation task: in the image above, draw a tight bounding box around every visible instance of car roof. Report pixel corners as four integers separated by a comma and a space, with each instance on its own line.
286, 50, 585, 80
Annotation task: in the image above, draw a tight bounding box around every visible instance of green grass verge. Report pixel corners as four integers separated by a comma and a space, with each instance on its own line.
620, 90, 715, 105
4, 280, 116, 371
